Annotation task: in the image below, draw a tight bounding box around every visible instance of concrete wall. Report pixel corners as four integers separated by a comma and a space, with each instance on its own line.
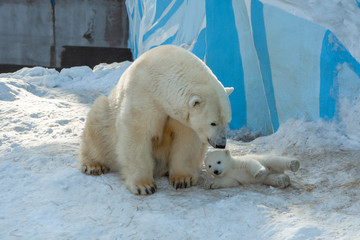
0, 0, 129, 68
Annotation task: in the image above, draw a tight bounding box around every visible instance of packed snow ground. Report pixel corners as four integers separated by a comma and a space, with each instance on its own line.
1, 62, 359, 240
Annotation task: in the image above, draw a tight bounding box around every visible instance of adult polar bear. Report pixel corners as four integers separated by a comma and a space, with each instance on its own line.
78, 45, 233, 195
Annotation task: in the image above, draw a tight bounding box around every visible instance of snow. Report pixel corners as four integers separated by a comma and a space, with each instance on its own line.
1, 61, 360, 239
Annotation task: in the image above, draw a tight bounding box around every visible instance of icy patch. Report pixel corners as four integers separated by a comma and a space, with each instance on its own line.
0, 78, 47, 100
7, 67, 60, 88
60, 66, 93, 80
339, 97, 360, 143
14, 66, 58, 78
0, 81, 17, 101
227, 126, 261, 142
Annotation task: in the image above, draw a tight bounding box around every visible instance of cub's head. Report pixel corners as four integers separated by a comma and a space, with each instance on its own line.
205, 150, 232, 177
187, 87, 233, 149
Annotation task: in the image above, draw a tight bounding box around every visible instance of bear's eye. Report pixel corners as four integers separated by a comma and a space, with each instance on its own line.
217, 161, 221, 164
210, 122, 217, 126
208, 165, 212, 169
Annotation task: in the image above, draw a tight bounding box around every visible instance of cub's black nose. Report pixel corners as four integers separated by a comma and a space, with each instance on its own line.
214, 170, 220, 175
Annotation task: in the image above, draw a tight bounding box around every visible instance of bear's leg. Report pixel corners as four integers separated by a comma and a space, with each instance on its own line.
241, 157, 267, 179
117, 127, 157, 195
168, 123, 206, 189
263, 173, 290, 188
79, 96, 114, 176
207, 176, 240, 189
259, 155, 300, 173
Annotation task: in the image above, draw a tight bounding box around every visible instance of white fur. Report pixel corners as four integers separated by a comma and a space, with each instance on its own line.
78, 45, 233, 195
204, 150, 300, 189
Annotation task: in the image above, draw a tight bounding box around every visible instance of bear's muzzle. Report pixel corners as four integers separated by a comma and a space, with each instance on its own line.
208, 136, 226, 149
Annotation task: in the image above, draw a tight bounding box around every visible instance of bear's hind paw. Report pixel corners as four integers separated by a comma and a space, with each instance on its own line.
277, 174, 290, 188
81, 163, 110, 176
290, 160, 300, 172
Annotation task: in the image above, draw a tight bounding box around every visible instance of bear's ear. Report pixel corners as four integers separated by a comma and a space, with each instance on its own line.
189, 95, 202, 108
225, 87, 234, 96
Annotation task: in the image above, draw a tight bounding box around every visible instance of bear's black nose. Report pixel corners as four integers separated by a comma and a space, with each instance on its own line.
215, 144, 226, 149
214, 170, 220, 175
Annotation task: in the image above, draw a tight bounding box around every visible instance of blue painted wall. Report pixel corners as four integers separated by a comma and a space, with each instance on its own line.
125, 0, 360, 135
320, 31, 360, 120
205, 0, 246, 129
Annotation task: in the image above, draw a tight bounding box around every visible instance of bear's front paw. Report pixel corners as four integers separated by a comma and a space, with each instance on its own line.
81, 163, 110, 176
126, 180, 157, 195
169, 175, 194, 189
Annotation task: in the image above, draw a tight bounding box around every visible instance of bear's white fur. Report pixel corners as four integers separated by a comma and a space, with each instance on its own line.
205, 150, 300, 189
78, 45, 233, 195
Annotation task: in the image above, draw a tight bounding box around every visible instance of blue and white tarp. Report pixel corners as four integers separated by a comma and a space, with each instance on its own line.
125, 0, 360, 135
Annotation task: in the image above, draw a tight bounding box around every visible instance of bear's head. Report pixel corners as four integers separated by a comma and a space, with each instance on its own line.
205, 149, 232, 177
187, 87, 233, 149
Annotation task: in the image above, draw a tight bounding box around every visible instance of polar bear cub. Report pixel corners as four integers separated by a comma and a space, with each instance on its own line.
205, 150, 300, 189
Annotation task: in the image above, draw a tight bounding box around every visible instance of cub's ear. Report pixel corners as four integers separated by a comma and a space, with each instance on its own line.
224, 149, 230, 155
189, 95, 202, 108
225, 87, 234, 96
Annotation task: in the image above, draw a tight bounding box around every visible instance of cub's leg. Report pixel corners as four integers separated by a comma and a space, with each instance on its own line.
168, 120, 206, 189
263, 173, 290, 188
207, 176, 240, 189
257, 155, 300, 173
240, 157, 267, 179
79, 96, 115, 175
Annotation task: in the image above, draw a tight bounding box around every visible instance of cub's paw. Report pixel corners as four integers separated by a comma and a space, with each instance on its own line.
81, 163, 110, 176
255, 167, 267, 179
277, 174, 290, 188
208, 183, 219, 189
206, 180, 222, 189
290, 160, 300, 172
169, 175, 194, 189
126, 180, 157, 195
